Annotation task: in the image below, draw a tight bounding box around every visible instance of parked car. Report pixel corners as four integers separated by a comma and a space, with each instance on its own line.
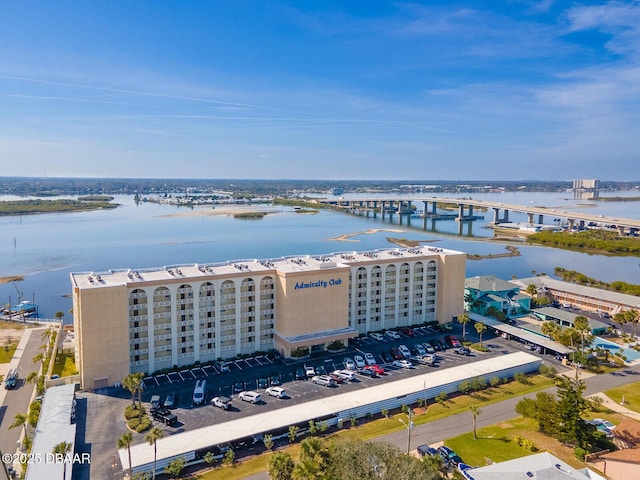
381, 351, 393, 363
312, 375, 336, 387
333, 369, 356, 381
369, 332, 384, 341
385, 330, 401, 339
399, 327, 415, 336
392, 359, 413, 369
437, 446, 457, 465
414, 344, 427, 356
391, 347, 403, 360
417, 444, 437, 458
398, 344, 411, 358
295, 367, 306, 380
445, 335, 461, 347
211, 396, 232, 410
365, 364, 385, 375
329, 373, 345, 384
429, 339, 442, 351
265, 386, 286, 398
269, 375, 281, 386
217, 362, 231, 373
354, 355, 366, 369
358, 367, 377, 377
453, 346, 471, 356
343, 357, 356, 370
150, 395, 161, 411
234, 381, 245, 393
192, 380, 207, 405
415, 354, 436, 365
364, 352, 377, 365
257, 377, 269, 389
315, 365, 327, 375
163, 393, 176, 408
423, 343, 436, 354
152, 408, 178, 426
239, 391, 261, 404
305, 365, 316, 377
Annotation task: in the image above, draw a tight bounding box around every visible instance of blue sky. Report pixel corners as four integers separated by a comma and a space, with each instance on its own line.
1, 1, 639, 180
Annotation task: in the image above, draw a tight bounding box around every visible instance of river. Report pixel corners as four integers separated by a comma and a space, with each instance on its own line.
1, 191, 639, 320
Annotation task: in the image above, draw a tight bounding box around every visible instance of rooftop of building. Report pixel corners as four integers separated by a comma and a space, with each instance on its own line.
70, 245, 461, 289
466, 451, 605, 480
465, 275, 520, 293
513, 277, 640, 309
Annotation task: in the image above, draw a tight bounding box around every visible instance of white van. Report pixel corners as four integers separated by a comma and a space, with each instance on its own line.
193, 379, 207, 405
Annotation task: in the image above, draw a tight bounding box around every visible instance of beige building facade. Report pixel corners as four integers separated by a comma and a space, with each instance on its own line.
71, 246, 466, 390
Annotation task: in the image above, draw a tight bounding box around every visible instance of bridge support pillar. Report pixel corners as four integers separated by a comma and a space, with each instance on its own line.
528, 213, 534, 223
538, 214, 544, 224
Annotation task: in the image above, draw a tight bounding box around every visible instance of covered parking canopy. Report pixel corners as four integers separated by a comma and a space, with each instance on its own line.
120, 352, 541, 475
469, 313, 572, 355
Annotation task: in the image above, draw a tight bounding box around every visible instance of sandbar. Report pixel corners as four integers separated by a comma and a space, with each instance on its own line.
0, 276, 24, 285
157, 206, 281, 218
327, 228, 405, 242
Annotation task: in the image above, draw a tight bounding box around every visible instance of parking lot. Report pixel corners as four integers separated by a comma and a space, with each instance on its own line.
134, 323, 564, 437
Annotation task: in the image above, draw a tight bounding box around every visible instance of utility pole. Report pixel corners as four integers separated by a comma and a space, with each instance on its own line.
398, 408, 414, 454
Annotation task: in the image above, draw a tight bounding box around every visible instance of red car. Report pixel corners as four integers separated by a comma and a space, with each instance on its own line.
365, 364, 385, 375
399, 327, 415, 336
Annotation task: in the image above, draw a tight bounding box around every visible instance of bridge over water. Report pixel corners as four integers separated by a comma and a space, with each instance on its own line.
317, 197, 640, 234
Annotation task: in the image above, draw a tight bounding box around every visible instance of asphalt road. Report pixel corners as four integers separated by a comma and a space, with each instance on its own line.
0, 328, 45, 459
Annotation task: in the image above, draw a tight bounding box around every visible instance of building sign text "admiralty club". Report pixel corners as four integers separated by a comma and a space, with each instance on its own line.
294, 278, 343, 290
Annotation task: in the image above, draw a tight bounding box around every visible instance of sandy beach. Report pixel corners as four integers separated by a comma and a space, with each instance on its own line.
157, 205, 281, 218
326, 228, 405, 242
0, 276, 24, 285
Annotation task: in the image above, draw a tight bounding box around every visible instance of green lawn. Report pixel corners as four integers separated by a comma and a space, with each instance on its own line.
445, 417, 585, 469
52, 353, 78, 377
0, 343, 18, 363
605, 381, 640, 414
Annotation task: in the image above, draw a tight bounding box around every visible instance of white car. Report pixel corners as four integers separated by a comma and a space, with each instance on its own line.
393, 359, 413, 369
364, 352, 376, 366
423, 343, 436, 354
354, 355, 366, 369
305, 365, 316, 377
333, 369, 356, 381
343, 357, 356, 370
414, 344, 427, 356
369, 332, 384, 342
265, 386, 286, 399
385, 330, 401, 340
398, 344, 411, 358
239, 391, 261, 403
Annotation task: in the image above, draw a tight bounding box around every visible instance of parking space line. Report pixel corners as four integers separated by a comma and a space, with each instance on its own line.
254, 356, 264, 366
202, 365, 215, 376
233, 360, 244, 370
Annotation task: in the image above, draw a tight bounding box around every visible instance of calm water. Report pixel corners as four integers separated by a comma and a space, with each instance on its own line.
1, 192, 639, 319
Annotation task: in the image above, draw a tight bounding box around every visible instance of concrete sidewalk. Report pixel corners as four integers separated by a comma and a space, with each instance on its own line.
588, 392, 640, 422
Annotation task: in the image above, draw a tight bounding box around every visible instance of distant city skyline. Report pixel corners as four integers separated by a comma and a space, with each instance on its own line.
1, 1, 639, 180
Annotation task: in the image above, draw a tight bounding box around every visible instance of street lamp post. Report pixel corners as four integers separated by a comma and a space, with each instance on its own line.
398, 408, 414, 454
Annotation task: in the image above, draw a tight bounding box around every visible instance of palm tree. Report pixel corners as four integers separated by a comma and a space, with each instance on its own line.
26, 371, 38, 385
268, 451, 295, 480
122, 372, 145, 421
458, 313, 470, 340
9, 412, 28, 438
469, 405, 481, 440
32, 353, 44, 364
573, 315, 591, 357
541, 321, 561, 341
145, 427, 164, 480
52, 441, 72, 480
117, 432, 134, 478
475, 322, 487, 347
526, 284, 538, 296
54, 311, 65, 323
